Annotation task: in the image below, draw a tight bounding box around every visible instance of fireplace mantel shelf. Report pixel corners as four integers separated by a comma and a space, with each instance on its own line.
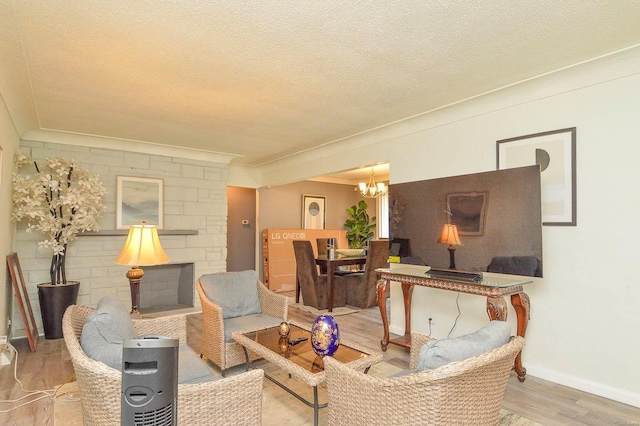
78, 229, 198, 236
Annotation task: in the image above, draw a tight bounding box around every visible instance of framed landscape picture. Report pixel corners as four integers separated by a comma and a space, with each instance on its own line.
116, 176, 164, 229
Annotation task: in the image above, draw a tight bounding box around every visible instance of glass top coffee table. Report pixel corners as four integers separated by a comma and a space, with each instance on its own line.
232, 320, 382, 426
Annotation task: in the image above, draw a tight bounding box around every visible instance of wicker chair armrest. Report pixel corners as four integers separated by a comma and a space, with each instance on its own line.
409, 332, 436, 371
258, 280, 289, 320
65, 304, 95, 337
198, 291, 225, 337
195, 281, 226, 367
133, 314, 188, 345
177, 369, 263, 425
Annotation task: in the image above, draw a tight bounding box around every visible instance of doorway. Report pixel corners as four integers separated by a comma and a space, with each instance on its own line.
227, 187, 257, 271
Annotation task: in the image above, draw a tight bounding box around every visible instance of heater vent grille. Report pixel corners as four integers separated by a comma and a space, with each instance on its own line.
133, 400, 176, 425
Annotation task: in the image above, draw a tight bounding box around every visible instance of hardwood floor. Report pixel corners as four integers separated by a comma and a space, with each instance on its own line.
1, 304, 639, 425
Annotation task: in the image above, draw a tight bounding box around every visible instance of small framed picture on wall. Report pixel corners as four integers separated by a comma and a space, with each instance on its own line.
116, 176, 164, 229
302, 194, 326, 229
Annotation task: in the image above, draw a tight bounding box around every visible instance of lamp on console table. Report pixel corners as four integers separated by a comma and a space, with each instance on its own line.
114, 221, 169, 318
437, 224, 462, 270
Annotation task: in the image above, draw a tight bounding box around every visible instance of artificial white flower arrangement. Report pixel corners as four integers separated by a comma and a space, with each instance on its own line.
12, 153, 106, 285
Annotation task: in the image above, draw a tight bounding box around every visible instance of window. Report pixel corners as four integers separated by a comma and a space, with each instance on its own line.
377, 192, 389, 238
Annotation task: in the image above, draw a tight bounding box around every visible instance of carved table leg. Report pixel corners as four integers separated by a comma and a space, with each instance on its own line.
486, 296, 508, 321
377, 278, 390, 351
511, 292, 530, 382
401, 282, 414, 336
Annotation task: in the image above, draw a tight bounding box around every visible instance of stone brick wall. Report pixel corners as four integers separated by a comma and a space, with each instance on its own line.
12, 140, 228, 337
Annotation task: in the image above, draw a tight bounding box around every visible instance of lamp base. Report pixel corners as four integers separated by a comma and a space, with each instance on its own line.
447, 246, 457, 270
126, 266, 144, 318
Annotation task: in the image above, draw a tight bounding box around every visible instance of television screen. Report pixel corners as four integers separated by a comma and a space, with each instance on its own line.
388, 165, 543, 277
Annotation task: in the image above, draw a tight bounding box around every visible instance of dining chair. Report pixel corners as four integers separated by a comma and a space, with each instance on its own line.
343, 240, 389, 308
293, 240, 347, 310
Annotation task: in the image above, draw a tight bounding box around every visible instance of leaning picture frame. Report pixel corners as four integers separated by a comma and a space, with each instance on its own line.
116, 176, 164, 229
302, 194, 326, 229
497, 127, 576, 226
7, 253, 38, 352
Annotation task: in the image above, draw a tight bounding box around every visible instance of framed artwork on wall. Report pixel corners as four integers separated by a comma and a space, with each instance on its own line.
302, 194, 326, 229
446, 191, 488, 236
116, 176, 164, 229
497, 127, 576, 226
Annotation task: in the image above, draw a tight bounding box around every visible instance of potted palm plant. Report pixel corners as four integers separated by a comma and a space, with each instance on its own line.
12, 154, 106, 338
344, 200, 377, 249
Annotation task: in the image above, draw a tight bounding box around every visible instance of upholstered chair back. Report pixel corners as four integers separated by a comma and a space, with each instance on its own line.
344, 240, 389, 308
293, 240, 321, 307
363, 240, 389, 285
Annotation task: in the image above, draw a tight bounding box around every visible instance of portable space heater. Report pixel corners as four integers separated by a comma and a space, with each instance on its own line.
121, 335, 179, 426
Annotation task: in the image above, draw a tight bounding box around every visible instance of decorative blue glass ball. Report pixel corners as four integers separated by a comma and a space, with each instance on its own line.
311, 314, 340, 357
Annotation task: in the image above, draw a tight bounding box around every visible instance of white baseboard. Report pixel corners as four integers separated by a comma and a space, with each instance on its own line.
526, 365, 640, 409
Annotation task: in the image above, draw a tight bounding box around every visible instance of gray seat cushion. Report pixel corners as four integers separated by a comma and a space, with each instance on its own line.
178, 345, 219, 384
80, 295, 136, 369
223, 314, 283, 343
416, 321, 511, 371
198, 270, 262, 319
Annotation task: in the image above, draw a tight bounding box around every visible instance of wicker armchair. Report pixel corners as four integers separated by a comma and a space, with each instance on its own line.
324, 332, 525, 426
63, 304, 263, 426
196, 275, 288, 375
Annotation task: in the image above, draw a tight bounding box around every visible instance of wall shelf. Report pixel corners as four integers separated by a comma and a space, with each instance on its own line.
78, 230, 198, 237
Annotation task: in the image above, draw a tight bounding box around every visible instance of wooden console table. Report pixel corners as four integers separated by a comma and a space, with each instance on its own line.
376, 267, 532, 382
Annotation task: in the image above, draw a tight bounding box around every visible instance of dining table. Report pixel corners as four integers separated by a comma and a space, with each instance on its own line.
309, 253, 368, 312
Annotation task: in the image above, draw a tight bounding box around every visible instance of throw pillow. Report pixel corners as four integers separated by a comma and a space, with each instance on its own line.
198, 270, 261, 319
416, 320, 511, 371
81, 295, 136, 369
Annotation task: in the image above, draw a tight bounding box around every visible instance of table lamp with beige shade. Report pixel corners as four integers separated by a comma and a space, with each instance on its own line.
437, 223, 462, 270
114, 221, 169, 317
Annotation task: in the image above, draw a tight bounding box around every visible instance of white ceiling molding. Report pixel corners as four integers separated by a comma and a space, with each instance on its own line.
21, 129, 241, 164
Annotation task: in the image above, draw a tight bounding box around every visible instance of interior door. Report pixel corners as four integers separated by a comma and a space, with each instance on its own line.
227, 187, 257, 271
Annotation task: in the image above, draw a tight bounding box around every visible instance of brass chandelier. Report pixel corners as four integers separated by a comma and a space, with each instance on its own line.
359, 168, 387, 198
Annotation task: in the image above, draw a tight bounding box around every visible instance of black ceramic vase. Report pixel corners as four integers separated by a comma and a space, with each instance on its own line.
37, 281, 80, 339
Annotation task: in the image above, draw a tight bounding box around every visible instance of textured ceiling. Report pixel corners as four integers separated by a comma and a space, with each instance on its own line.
4, 1, 640, 168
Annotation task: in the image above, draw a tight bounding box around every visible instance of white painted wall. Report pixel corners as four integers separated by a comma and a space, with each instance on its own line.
0, 94, 20, 336
249, 48, 640, 407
